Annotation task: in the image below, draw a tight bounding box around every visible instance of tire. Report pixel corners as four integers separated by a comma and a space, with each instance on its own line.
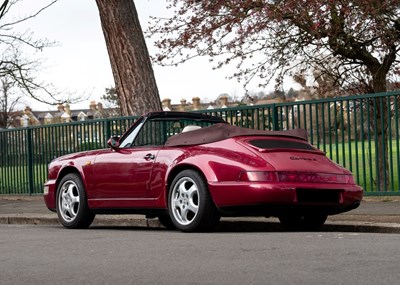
278, 213, 327, 231
168, 169, 220, 232
157, 215, 176, 230
56, 173, 95, 229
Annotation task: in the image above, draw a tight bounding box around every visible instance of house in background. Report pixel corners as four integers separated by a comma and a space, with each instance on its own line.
11, 101, 120, 128
161, 95, 238, 112
9, 95, 287, 128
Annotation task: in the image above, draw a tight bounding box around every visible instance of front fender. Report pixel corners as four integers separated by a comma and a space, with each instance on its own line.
52, 156, 94, 196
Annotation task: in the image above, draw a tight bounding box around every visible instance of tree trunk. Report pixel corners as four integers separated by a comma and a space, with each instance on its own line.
95, 0, 162, 116
372, 72, 390, 191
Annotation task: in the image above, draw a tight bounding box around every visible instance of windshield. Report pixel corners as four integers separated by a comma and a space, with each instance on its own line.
118, 115, 223, 148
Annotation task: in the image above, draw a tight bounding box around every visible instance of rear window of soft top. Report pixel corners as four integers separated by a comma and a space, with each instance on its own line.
249, 139, 314, 150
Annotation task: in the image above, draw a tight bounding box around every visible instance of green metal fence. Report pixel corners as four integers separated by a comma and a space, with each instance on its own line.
0, 117, 137, 195
1, 91, 399, 195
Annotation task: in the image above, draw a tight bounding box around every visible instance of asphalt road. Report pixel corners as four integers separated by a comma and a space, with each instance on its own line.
1, 225, 400, 285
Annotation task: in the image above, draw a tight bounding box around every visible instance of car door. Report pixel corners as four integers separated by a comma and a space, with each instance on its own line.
92, 117, 164, 200
93, 147, 160, 199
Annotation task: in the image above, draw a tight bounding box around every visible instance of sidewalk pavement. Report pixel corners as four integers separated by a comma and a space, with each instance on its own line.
1, 195, 400, 233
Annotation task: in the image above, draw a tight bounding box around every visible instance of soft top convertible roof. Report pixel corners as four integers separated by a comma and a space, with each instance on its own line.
165, 123, 308, 147
144, 111, 225, 123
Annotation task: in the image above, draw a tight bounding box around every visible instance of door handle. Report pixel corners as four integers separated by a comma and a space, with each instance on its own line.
144, 153, 155, 160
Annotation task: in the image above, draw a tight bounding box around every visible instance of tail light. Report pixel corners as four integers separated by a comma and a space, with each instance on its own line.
239, 171, 354, 184
238, 171, 279, 182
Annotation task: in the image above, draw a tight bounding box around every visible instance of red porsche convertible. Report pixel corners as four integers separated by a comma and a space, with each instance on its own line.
44, 111, 363, 232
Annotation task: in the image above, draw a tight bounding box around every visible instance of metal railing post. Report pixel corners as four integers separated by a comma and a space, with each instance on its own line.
26, 128, 34, 195
271, 104, 279, 131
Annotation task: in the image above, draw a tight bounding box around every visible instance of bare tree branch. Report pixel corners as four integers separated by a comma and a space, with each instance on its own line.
0, 0, 9, 20
0, 0, 58, 28
0, 0, 89, 108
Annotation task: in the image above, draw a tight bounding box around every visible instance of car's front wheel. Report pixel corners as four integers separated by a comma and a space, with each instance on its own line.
168, 170, 220, 232
278, 213, 327, 231
56, 173, 95, 229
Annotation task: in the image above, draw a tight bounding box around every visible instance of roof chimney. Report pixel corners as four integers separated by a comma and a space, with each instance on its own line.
180, 99, 187, 111
162, 98, 172, 111
57, 103, 65, 112
192, 97, 201, 110
219, 95, 228, 108
89, 101, 97, 111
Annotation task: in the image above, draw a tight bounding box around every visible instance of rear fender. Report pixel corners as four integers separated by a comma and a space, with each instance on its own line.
163, 155, 246, 207
159, 161, 214, 207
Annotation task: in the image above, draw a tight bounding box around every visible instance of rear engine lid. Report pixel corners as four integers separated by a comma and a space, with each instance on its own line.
240, 137, 346, 174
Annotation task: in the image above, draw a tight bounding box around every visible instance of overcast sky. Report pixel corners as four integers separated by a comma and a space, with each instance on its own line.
8, 0, 279, 111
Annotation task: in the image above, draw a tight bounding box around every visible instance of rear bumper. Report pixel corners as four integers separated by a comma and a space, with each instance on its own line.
208, 181, 363, 215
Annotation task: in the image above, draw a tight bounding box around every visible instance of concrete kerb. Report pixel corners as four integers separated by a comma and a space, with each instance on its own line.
1, 214, 400, 233
1, 195, 400, 233
0, 214, 162, 228
0, 215, 58, 225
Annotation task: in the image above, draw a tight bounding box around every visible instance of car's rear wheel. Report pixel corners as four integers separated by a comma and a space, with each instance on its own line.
168, 170, 220, 232
56, 173, 95, 229
278, 213, 327, 231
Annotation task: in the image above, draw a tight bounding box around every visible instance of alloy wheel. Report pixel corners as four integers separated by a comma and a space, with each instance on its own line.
58, 180, 80, 222
170, 177, 199, 226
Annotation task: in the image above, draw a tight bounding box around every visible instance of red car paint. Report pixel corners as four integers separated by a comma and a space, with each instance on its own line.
44, 111, 363, 229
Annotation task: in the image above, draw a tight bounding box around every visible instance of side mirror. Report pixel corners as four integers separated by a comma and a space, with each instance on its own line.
107, 136, 120, 149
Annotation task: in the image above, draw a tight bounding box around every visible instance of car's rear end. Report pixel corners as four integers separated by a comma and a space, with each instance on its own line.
166, 122, 362, 230
208, 135, 363, 218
